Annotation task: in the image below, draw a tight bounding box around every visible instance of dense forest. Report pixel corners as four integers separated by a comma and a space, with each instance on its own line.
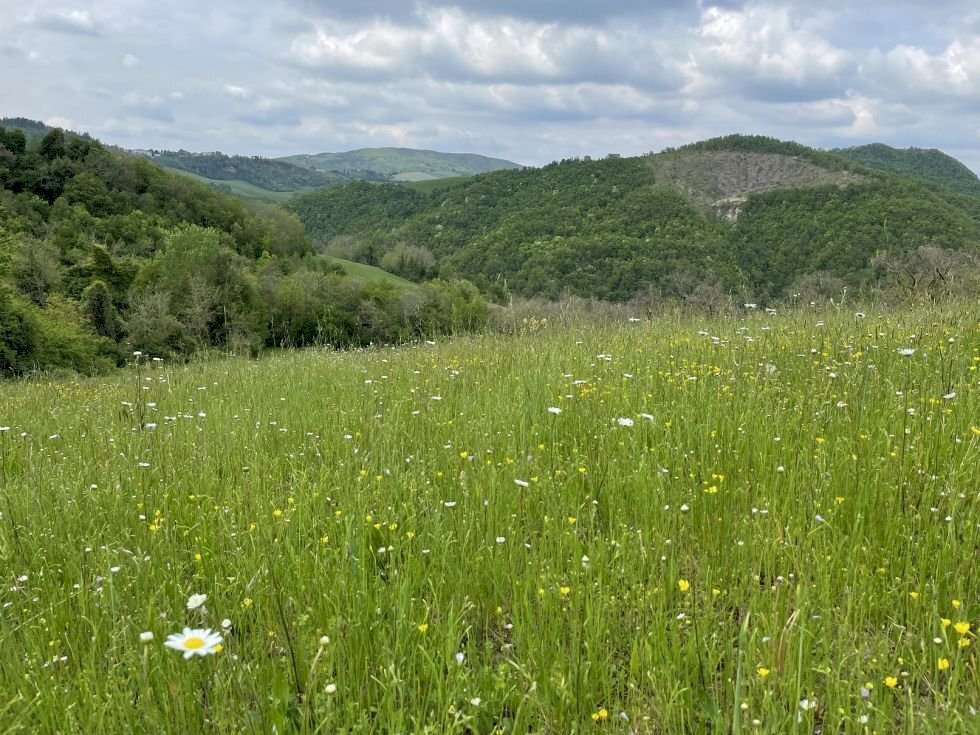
289, 136, 980, 302
149, 150, 388, 191
0, 125, 489, 376
834, 143, 980, 197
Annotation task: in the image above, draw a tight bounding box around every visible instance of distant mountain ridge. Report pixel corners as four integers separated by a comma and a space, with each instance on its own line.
139, 149, 386, 192
0, 119, 521, 199
278, 147, 522, 182
833, 143, 980, 196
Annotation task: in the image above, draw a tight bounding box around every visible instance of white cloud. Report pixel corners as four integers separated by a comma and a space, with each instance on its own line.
686, 4, 852, 99
223, 84, 250, 98
865, 37, 980, 100
0, 0, 978, 172
24, 8, 102, 36
289, 7, 685, 90
45, 116, 75, 130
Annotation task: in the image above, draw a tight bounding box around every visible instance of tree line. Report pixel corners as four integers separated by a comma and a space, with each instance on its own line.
0, 126, 488, 376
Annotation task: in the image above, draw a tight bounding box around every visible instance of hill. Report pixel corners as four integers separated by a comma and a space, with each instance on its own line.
833, 143, 980, 196
0, 124, 490, 375
144, 149, 388, 195
279, 147, 522, 181
288, 135, 980, 301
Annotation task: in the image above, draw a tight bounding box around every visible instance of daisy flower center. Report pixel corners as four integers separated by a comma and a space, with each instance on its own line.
184, 637, 206, 650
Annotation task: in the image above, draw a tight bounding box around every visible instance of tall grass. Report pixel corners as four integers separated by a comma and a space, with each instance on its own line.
0, 305, 977, 733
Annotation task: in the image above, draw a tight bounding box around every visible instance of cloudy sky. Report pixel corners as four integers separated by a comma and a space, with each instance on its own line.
1, 1, 979, 170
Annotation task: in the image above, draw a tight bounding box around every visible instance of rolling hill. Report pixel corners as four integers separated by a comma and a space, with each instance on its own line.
0, 122, 492, 375
144, 150, 383, 193
833, 143, 980, 196
289, 135, 980, 301
279, 147, 522, 181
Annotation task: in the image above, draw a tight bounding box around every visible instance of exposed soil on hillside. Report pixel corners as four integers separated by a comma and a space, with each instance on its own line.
652, 151, 866, 221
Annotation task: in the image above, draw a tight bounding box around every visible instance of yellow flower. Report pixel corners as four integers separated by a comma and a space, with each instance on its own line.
677, 579, 690, 592
273, 509, 283, 518
909, 591, 919, 599
952, 599, 962, 609
937, 658, 950, 671
954, 621, 971, 635
567, 516, 576, 525
957, 637, 971, 649
241, 597, 253, 608
559, 586, 571, 596
712, 588, 721, 597
417, 623, 429, 634
941, 618, 951, 628
757, 667, 770, 679
884, 676, 898, 688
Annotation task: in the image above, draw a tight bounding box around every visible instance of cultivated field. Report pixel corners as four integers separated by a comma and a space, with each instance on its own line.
0, 306, 977, 733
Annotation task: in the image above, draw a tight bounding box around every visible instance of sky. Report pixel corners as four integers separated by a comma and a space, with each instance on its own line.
1, 1, 979, 171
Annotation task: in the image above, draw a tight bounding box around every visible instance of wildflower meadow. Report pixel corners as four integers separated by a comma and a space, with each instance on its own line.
0, 305, 977, 733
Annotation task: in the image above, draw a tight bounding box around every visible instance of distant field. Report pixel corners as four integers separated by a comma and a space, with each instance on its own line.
168, 169, 305, 202
404, 176, 472, 192
329, 257, 415, 287
1, 306, 977, 733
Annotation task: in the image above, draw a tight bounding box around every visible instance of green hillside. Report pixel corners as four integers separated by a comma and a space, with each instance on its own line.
0, 124, 490, 375
834, 143, 980, 196
329, 257, 415, 287
289, 136, 980, 301
280, 147, 521, 180
165, 169, 302, 202
147, 150, 385, 192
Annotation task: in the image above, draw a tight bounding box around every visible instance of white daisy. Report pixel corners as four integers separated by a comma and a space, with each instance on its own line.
186, 593, 207, 610
164, 628, 222, 659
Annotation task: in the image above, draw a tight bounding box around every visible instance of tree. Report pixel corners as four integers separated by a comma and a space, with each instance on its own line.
82, 280, 120, 339
39, 129, 66, 161
0, 287, 37, 374
380, 243, 436, 281
12, 239, 61, 306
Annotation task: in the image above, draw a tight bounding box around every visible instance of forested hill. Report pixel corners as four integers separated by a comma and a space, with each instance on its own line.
279, 147, 522, 182
833, 143, 980, 196
288, 135, 980, 302
0, 125, 491, 376
145, 150, 388, 192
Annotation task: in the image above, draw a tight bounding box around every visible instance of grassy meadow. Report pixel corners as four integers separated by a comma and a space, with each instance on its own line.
0, 305, 978, 733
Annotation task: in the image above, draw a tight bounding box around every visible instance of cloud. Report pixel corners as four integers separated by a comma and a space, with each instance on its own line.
685, 5, 853, 101
1, 0, 979, 173
45, 116, 75, 130
121, 92, 176, 122
223, 84, 251, 99
24, 9, 102, 36
287, 0, 695, 24
289, 7, 687, 90
863, 37, 980, 104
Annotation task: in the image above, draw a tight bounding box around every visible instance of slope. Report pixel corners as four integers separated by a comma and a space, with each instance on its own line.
289, 136, 980, 301
0, 123, 489, 375
833, 143, 980, 197
280, 147, 522, 181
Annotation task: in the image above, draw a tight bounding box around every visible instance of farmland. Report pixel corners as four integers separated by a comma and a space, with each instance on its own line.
0, 305, 977, 733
